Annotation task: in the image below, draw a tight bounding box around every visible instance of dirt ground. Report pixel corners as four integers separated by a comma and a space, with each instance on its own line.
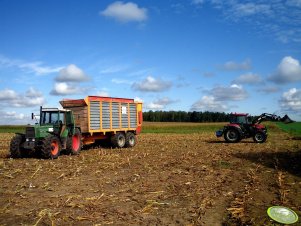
0, 130, 300, 226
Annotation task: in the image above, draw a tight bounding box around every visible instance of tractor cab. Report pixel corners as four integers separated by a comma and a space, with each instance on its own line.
229, 113, 252, 125
39, 108, 74, 136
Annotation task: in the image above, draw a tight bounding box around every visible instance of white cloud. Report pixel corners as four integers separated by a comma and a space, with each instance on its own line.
0, 87, 45, 107
145, 102, 164, 110
145, 97, 177, 110
232, 72, 262, 85
209, 84, 248, 101
199, 1, 301, 43
0, 55, 63, 75
4, 111, 25, 120
56, 64, 89, 82
231, 3, 272, 17
111, 78, 132, 85
0, 89, 18, 100
279, 88, 301, 113
191, 95, 228, 112
192, 0, 204, 5
132, 76, 172, 92
269, 56, 301, 84
50, 82, 84, 96
96, 90, 109, 97
100, 64, 129, 74
257, 86, 280, 94
287, 0, 301, 7
134, 97, 143, 102
219, 59, 251, 71
100, 1, 148, 23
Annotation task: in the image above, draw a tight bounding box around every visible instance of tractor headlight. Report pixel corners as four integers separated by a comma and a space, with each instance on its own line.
26, 138, 29, 142
32, 138, 35, 142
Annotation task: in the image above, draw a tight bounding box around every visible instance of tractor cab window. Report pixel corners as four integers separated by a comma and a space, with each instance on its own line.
41, 111, 65, 125
230, 115, 247, 124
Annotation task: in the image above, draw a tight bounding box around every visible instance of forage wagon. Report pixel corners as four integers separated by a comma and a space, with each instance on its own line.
10, 96, 143, 159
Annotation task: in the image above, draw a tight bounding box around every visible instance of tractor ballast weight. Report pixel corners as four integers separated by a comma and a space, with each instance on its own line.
215, 113, 294, 143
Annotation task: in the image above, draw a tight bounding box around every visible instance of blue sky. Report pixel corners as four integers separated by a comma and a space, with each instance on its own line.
0, 0, 301, 124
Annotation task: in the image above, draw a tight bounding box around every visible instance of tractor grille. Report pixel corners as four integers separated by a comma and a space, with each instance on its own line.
25, 127, 35, 139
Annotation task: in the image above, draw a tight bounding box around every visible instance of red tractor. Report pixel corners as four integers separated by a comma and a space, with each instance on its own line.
216, 113, 294, 143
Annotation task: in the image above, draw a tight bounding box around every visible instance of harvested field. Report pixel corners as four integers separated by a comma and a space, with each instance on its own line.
0, 123, 301, 225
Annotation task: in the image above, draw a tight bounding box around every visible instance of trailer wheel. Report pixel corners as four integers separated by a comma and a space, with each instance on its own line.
125, 132, 136, 148
111, 132, 126, 148
224, 129, 240, 143
41, 135, 61, 159
10, 134, 25, 158
253, 131, 267, 143
66, 128, 82, 155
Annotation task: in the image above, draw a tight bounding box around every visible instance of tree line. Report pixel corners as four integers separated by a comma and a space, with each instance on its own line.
143, 111, 230, 122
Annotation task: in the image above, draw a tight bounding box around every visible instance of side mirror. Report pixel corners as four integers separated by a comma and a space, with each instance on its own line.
31, 113, 34, 120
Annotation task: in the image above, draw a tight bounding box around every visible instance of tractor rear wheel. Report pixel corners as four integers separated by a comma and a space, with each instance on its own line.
41, 135, 61, 159
224, 129, 241, 143
253, 131, 267, 143
10, 134, 25, 158
66, 128, 82, 155
111, 132, 126, 148
125, 132, 136, 148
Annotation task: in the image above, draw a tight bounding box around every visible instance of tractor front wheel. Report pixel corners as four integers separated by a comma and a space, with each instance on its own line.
41, 135, 61, 159
10, 134, 25, 158
66, 128, 82, 155
253, 131, 267, 143
224, 129, 241, 143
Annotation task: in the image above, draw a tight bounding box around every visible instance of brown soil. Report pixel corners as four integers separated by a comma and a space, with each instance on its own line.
0, 131, 300, 226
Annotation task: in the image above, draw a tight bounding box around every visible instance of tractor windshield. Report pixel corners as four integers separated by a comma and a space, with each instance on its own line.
230, 115, 248, 124
40, 111, 65, 125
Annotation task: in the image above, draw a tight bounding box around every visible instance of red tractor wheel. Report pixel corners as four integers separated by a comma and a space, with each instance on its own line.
66, 128, 82, 155
41, 135, 61, 159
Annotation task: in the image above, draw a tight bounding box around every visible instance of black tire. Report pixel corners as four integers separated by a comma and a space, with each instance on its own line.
125, 132, 137, 148
40, 135, 61, 159
66, 128, 82, 155
10, 134, 25, 158
253, 131, 267, 143
224, 128, 241, 143
111, 132, 126, 148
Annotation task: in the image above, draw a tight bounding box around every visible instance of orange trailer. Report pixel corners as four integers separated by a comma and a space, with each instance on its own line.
60, 96, 143, 148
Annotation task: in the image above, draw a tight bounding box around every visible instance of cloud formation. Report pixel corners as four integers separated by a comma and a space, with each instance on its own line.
232, 72, 262, 85
191, 95, 228, 112
269, 56, 301, 84
219, 59, 251, 71
0, 87, 45, 107
279, 88, 301, 113
100, 1, 148, 23
50, 82, 86, 96
192, 1, 301, 43
51, 64, 90, 96
0, 55, 63, 75
132, 76, 172, 92
209, 84, 248, 101
56, 64, 89, 82
145, 97, 177, 110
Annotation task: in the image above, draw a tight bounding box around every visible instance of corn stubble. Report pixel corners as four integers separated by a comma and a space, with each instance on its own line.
0, 127, 300, 225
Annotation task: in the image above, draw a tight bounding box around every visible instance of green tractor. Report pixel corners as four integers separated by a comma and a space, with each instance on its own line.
10, 107, 82, 159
